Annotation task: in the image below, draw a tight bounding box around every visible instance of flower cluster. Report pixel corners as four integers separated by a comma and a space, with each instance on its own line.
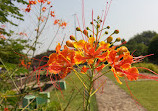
20, 60, 31, 69
25, 0, 52, 13
54, 19, 67, 28
25, 0, 67, 28
47, 16, 139, 84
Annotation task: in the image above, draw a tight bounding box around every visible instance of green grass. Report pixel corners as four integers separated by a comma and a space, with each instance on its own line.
50, 72, 98, 111
105, 72, 158, 111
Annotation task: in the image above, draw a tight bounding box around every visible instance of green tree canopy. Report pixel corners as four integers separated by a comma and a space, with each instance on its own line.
0, 38, 34, 64
127, 31, 157, 46
125, 31, 157, 57
0, 0, 27, 35
148, 35, 158, 64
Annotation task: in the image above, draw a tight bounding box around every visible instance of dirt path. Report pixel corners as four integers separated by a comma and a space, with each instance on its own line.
94, 76, 147, 111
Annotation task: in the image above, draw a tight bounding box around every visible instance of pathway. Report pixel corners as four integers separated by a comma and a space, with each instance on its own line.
94, 76, 147, 111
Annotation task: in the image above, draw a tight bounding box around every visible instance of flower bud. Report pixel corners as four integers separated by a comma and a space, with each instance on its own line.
118, 46, 128, 55
107, 36, 113, 43
66, 40, 74, 47
116, 37, 121, 42
114, 30, 119, 34
35, 28, 39, 32
97, 24, 100, 28
28, 62, 31, 65
83, 29, 88, 36
97, 16, 100, 19
107, 26, 110, 29
76, 27, 81, 31
47, 1, 51, 4
105, 31, 108, 34
86, 27, 90, 30
70, 35, 76, 41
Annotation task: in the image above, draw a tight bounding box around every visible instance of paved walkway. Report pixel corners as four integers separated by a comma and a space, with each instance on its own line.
94, 75, 147, 111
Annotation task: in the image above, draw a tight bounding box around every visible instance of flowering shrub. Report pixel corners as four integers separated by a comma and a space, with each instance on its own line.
1, 0, 158, 111
46, 16, 142, 110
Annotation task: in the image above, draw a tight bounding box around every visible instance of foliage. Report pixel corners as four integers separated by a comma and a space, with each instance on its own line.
0, 0, 28, 35
126, 43, 148, 56
124, 31, 157, 57
0, 38, 34, 64
0, 0, 67, 110
0, 62, 28, 74
127, 31, 157, 46
148, 35, 158, 64
132, 63, 158, 74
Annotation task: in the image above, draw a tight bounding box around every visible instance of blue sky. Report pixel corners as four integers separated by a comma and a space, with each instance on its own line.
10, 0, 158, 54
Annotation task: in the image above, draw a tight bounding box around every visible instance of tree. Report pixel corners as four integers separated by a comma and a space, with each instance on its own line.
125, 31, 157, 57
0, 0, 27, 35
127, 31, 157, 46
148, 35, 158, 64
125, 43, 148, 56
0, 38, 34, 64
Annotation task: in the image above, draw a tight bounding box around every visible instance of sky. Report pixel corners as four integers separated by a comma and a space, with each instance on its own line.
53, 0, 158, 41
8, 0, 158, 55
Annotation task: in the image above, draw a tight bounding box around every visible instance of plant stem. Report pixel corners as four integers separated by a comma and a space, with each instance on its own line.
85, 60, 96, 111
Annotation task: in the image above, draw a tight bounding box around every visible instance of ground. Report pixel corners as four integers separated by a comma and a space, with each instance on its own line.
94, 76, 147, 111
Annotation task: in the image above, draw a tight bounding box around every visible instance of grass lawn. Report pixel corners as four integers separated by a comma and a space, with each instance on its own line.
50, 72, 98, 111
104, 71, 158, 111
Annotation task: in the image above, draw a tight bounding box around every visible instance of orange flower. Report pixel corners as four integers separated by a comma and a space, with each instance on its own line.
47, 1, 51, 4
38, 0, 47, 3
73, 37, 109, 65
25, 5, 31, 12
95, 64, 106, 72
108, 47, 139, 84
61, 22, 67, 27
50, 11, 55, 17
29, 0, 37, 5
38, 16, 47, 22
42, 7, 46, 11
20, 60, 31, 69
48, 44, 76, 77
54, 19, 59, 25
81, 65, 89, 74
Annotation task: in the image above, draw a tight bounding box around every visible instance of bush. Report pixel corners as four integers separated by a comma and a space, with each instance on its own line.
133, 63, 158, 74
0, 63, 28, 75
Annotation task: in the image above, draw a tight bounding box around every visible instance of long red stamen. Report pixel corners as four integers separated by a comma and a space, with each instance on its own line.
82, 0, 85, 29
124, 77, 142, 110
137, 67, 158, 76
139, 74, 158, 81
76, 14, 84, 40
98, 1, 109, 40
133, 54, 154, 63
